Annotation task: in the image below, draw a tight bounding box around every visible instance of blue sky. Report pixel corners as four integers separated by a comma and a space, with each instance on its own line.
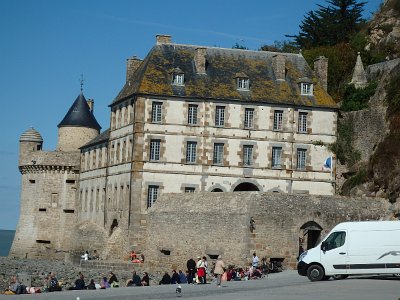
0, 0, 382, 230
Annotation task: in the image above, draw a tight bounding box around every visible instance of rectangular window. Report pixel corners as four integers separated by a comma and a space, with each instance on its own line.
272, 147, 282, 168
173, 73, 184, 85
215, 106, 225, 127
243, 145, 253, 166
301, 83, 313, 95
298, 112, 308, 133
213, 143, 224, 165
237, 78, 249, 90
147, 185, 159, 208
66, 179, 75, 184
150, 140, 161, 161
297, 149, 307, 170
244, 108, 254, 129
188, 104, 198, 125
273, 110, 283, 131
186, 141, 197, 163
185, 187, 195, 193
51, 193, 58, 208
151, 102, 162, 123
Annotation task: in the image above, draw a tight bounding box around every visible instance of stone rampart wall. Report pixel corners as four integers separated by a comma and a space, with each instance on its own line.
144, 192, 393, 272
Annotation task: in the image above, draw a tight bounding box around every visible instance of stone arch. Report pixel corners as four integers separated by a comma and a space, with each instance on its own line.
299, 221, 323, 251
232, 180, 261, 192
208, 184, 227, 192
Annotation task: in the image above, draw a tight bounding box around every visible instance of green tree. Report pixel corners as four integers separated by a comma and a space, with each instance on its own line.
290, 0, 367, 49
259, 40, 299, 53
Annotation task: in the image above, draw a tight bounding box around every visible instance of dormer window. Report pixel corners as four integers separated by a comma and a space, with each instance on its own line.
237, 78, 249, 91
172, 68, 184, 86
235, 72, 250, 91
301, 83, 313, 95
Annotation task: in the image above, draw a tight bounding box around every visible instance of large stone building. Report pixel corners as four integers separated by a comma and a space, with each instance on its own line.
11, 35, 338, 261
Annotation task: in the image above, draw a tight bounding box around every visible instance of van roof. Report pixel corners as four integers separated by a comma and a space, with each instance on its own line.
333, 221, 400, 231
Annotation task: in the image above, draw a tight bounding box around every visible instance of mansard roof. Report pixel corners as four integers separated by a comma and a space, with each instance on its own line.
112, 44, 336, 108
80, 128, 110, 150
58, 92, 101, 130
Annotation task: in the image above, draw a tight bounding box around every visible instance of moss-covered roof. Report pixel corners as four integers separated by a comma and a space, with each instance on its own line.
113, 44, 336, 108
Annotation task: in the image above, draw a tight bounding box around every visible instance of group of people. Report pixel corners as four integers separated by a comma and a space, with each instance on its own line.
129, 250, 145, 263
186, 255, 226, 287
80, 249, 100, 262
159, 270, 187, 285
3, 272, 62, 295
126, 270, 150, 287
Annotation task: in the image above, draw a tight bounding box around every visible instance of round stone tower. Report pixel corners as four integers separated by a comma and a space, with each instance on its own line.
19, 127, 43, 163
57, 92, 101, 152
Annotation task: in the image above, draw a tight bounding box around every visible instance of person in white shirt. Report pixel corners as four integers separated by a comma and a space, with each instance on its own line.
81, 251, 89, 261
252, 252, 259, 270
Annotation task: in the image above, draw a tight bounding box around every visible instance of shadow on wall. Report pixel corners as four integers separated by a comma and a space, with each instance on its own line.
70, 221, 107, 259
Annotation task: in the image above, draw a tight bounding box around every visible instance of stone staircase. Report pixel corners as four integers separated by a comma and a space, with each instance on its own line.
79, 260, 146, 272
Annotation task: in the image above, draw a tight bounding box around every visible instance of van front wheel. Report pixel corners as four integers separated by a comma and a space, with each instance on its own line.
307, 265, 324, 282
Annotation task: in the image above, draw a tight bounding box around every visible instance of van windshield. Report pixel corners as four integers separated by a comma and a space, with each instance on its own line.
324, 231, 346, 250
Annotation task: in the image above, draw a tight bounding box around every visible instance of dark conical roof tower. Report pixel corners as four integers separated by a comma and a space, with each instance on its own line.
57, 92, 101, 151
58, 92, 101, 130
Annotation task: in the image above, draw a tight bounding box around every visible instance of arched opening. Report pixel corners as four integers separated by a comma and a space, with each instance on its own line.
109, 219, 118, 236
233, 182, 260, 191
211, 188, 223, 192
299, 221, 323, 252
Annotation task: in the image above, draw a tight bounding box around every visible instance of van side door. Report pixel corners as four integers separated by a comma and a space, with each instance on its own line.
320, 230, 348, 275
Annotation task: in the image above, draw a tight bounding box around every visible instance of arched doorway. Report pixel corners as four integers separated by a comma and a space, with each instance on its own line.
300, 221, 323, 250
233, 182, 260, 191
211, 188, 223, 192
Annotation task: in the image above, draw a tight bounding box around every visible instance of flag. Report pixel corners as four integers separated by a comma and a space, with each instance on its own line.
323, 156, 332, 169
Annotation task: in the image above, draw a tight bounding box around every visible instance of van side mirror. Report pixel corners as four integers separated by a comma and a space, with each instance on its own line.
321, 241, 327, 252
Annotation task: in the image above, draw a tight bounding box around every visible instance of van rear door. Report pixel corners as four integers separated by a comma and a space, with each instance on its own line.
320, 230, 348, 275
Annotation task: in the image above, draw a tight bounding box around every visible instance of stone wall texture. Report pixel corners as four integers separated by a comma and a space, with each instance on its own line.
144, 192, 393, 272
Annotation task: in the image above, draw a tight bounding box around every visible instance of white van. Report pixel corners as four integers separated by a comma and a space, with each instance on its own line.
297, 221, 400, 281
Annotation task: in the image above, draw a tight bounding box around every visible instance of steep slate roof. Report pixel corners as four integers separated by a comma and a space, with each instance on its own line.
113, 44, 336, 108
80, 129, 110, 149
58, 92, 101, 130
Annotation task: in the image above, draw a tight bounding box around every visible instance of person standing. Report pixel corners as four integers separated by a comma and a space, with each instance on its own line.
186, 257, 196, 284
196, 256, 205, 284
252, 252, 259, 270
214, 255, 225, 287
202, 256, 208, 284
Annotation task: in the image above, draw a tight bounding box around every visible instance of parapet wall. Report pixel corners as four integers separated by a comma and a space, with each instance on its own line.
144, 192, 394, 272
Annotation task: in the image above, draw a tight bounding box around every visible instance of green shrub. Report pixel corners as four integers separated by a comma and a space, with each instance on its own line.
341, 81, 378, 111
329, 119, 361, 167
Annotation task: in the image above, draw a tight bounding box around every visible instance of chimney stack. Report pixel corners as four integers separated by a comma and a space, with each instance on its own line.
126, 56, 143, 82
86, 99, 94, 113
156, 34, 171, 45
272, 54, 286, 81
194, 47, 207, 74
314, 56, 328, 91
